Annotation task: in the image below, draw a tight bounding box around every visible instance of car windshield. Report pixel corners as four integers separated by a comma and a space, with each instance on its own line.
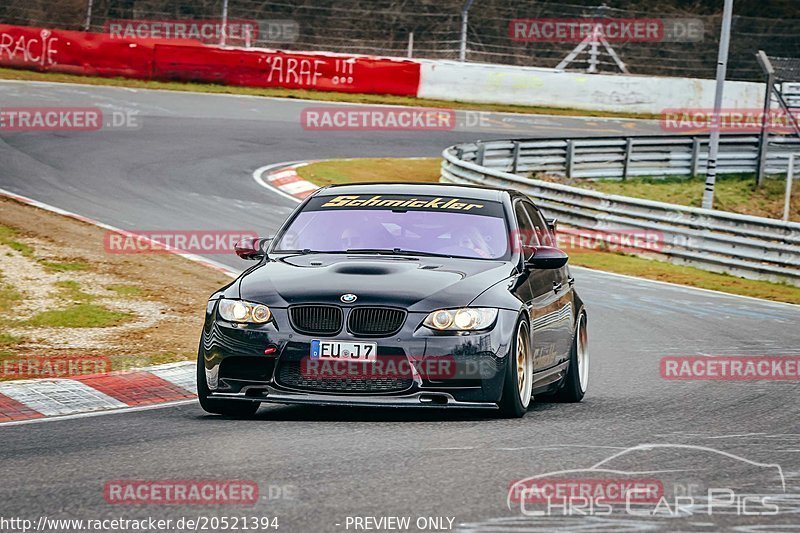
274, 193, 510, 260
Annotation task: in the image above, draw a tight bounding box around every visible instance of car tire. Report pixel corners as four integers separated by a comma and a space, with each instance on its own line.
552, 311, 588, 403
498, 317, 533, 418
197, 348, 260, 417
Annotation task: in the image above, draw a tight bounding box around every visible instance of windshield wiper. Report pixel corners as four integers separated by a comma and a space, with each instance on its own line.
346, 248, 453, 258
277, 249, 334, 255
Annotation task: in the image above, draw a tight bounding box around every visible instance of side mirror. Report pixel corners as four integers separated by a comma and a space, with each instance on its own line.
234, 237, 270, 260
525, 246, 568, 270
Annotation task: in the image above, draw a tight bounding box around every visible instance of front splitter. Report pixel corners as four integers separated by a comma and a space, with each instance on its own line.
209, 386, 498, 409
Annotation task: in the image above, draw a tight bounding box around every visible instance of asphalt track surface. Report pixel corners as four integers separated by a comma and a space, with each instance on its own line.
1, 81, 799, 532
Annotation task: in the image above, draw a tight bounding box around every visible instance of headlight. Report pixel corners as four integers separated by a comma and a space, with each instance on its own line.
217, 299, 272, 324
423, 308, 498, 331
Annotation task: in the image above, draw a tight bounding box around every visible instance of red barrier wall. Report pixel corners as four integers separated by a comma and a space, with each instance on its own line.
0, 25, 164, 78
153, 45, 420, 95
0, 24, 421, 96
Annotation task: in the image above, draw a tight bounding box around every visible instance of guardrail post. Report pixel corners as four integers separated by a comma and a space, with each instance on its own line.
511, 141, 521, 174
690, 137, 702, 176
476, 142, 486, 166
622, 138, 634, 181
565, 140, 575, 179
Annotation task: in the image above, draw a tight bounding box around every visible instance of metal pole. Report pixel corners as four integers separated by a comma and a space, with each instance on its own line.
588, 25, 600, 73
84, 0, 93, 31
407, 32, 414, 58
220, 0, 229, 46
702, 0, 735, 210
244, 24, 252, 48
459, 0, 475, 62
755, 51, 775, 187
785, 154, 797, 221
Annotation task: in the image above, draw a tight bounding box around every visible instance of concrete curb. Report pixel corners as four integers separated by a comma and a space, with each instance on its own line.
0, 363, 196, 422
262, 162, 319, 201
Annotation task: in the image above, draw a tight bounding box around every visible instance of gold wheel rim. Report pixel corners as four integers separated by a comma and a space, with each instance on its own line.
577, 314, 589, 393
516, 322, 532, 406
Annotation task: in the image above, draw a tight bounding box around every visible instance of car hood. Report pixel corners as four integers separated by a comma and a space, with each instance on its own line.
238, 254, 515, 312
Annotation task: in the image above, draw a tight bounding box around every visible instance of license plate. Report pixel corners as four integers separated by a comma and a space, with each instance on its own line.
310, 340, 377, 362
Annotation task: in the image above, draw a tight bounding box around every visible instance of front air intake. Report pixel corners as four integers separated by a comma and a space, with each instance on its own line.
289, 305, 343, 336
348, 307, 406, 337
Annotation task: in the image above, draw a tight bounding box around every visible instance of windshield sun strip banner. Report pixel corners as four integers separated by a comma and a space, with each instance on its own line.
307, 195, 504, 217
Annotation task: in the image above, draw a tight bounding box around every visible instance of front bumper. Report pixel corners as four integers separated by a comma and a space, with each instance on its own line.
199, 303, 518, 406
209, 386, 498, 409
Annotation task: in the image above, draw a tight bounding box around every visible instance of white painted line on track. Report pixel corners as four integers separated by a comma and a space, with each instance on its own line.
571, 265, 800, 309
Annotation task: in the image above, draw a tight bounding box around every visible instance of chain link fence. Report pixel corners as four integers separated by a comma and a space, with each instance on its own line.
1, 0, 799, 81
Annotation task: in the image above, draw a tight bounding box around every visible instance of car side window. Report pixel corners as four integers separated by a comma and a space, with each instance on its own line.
514, 201, 539, 255
522, 201, 553, 247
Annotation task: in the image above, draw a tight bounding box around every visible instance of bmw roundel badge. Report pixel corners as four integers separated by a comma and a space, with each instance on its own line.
340, 293, 358, 303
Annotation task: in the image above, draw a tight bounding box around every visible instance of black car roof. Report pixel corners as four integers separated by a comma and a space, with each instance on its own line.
312, 182, 515, 202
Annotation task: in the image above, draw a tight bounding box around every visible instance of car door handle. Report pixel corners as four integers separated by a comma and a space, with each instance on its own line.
553, 281, 563, 293
568, 276, 575, 287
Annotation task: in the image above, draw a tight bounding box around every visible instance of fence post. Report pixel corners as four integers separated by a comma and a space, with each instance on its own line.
622, 138, 634, 180
84, 0, 93, 31
701, 0, 735, 210
459, 0, 475, 61
756, 51, 776, 187
511, 141, 521, 174
565, 140, 575, 179
407, 32, 414, 58
220, 0, 229, 46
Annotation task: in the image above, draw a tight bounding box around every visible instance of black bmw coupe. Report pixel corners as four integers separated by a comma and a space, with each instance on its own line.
198, 183, 588, 418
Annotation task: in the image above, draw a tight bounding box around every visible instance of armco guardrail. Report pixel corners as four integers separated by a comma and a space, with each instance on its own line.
454, 134, 800, 179
441, 137, 800, 286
